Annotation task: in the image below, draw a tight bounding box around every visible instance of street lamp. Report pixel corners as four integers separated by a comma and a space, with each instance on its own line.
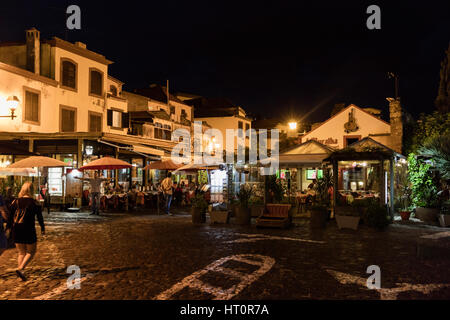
1, 96, 19, 119
288, 121, 297, 130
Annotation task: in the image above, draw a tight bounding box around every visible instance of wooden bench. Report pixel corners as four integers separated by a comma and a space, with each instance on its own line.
256, 204, 292, 228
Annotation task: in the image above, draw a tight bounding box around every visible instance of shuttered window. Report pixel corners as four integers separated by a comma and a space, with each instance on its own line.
61, 60, 76, 89
24, 90, 39, 123
90, 69, 103, 96
61, 107, 76, 132
89, 113, 102, 132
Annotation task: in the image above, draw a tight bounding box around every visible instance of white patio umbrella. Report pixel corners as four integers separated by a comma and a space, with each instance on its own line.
7, 156, 69, 197
0, 167, 38, 176
0, 167, 38, 185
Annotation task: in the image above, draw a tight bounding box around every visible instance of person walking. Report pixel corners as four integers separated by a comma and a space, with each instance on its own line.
9, 182, 45, 281
76, 171, 111, 215
161, 173, 174, 215
0, 194, 10, 257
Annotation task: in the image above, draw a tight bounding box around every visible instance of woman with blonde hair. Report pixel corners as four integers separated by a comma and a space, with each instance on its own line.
10, 182, 45, 281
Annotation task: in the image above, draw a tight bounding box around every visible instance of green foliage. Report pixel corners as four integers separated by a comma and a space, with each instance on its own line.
313, 170, 333, 207
408, 153, 438, 208
365, 204, 391, 230
249, 196, 264, 205
236, 184, 254, 208
395, 163, 412, 211
265, 175, 283, 203
191, 194, 208, 212
419, 133, 450, 180
409, 111, 450, 154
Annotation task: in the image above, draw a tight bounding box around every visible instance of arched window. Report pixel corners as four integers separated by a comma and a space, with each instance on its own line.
61, 59, 77, 89
89, 69, 103, 96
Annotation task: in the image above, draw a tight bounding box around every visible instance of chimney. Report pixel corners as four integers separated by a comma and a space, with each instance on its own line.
25, 28, 40, 74
387, 97, 403, 154
75, 41, 87, 49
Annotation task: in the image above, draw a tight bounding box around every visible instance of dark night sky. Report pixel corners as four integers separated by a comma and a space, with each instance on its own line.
1, 0, 449, 123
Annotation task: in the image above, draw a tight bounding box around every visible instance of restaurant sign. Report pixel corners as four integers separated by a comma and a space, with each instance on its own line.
306, 137, 338, 145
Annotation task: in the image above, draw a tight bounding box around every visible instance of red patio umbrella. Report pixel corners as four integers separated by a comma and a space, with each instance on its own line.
79, 157, 132, 171
144, 159, 183, 171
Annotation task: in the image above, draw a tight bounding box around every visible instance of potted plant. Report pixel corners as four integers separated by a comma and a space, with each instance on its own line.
310, 171, 333, 228
249, 196, 265, 217
235, 184, 253, 225
209, 204, 230, 224
414, 185, 440, 224
191, 194, 208, 224
335, 206, 361, 230
408, 154, 440, 224
395, 161, 413, 221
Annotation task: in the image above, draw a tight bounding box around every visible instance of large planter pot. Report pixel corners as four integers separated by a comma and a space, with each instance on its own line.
250, 205, 265, 217
310, 208, 327, 228
415, 207, 439, 224
210, 210, 230, 224
439, 214, 450, 227
400, 211, 411, 221
336, 215, 360, 230
236, 206, 251, 225
191, 207, 206, 224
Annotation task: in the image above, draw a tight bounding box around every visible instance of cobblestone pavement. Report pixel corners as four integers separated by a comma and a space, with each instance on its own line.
1, 210, 450, 300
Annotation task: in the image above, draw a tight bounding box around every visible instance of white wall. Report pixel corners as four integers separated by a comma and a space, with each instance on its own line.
301, 105, 391, 149
194, 116, 252, 149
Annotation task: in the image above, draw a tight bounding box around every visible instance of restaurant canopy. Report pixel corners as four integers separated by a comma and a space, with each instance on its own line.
278, 140, 335, 167
173, 162, 222, 173
144, 159, 183, 171
8, 156, 68, 168
323, 137, 405, 216
79, 157, 132, 171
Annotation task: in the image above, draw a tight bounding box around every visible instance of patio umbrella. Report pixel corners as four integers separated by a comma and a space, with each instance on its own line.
144, 159, 183, 171
173, 162, 221, 173
0, 167, 38, 176
7, 156, 69, 199
79, 157, 132, 171
8, 156, 67, 168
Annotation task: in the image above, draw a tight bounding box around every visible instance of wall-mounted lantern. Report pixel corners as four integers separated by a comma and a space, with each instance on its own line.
1, 96, 19, 119
85, 145, 94, 156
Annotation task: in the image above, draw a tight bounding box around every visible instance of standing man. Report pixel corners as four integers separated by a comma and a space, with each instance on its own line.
161, 172, 174, 216
76, 171, 111, 215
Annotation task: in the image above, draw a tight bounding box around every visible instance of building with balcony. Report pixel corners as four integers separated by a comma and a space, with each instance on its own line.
0, 28, 177, 200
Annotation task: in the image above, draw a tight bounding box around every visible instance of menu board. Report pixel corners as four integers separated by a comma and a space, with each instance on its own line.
48, 167, 63, 196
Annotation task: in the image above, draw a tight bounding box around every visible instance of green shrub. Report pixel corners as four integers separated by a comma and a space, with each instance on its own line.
192, 194, 208, 213
236, 184, 253, 208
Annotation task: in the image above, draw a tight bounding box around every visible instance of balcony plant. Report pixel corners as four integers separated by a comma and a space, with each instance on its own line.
236, 184, 253, 225
191, 194, 208, 224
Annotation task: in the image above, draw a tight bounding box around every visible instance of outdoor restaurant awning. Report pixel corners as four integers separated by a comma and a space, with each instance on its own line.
97, 139, 163, 159
278, 154, 331, 167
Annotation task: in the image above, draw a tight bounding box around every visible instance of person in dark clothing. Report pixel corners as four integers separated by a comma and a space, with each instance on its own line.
0, 195, 9, 256
10, 182, 45, 281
